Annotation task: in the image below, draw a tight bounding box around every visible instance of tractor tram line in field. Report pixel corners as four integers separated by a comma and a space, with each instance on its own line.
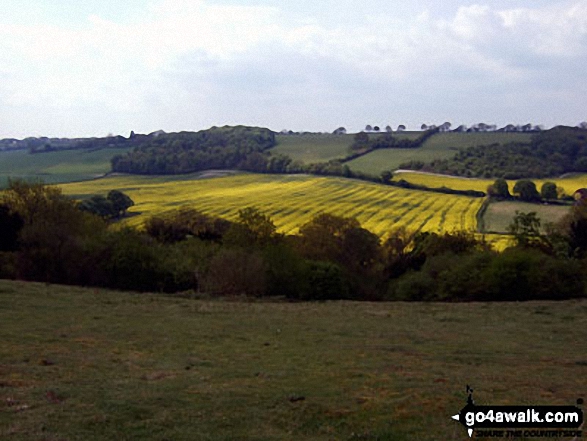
60, 173, 484, 239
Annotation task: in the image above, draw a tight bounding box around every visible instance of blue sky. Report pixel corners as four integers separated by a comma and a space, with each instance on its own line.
0, 0, 585, 137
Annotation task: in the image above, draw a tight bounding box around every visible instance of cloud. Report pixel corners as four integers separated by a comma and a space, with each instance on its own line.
0, 0, 586, 136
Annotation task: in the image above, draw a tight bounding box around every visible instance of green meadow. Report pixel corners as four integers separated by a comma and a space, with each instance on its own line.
1, 280, 586, 440
481, 201, 571, 234
271, 134, 354, 164
346, 132, 533, 176
0, 148, 133, 188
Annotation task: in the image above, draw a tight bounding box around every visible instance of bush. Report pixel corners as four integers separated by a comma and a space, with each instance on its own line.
202, 248, 267, 296
299, 261, 349, 300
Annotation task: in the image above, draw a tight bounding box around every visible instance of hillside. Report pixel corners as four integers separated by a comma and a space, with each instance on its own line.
1, 280, 585, 440
346, 132, 532, 176
111, 126, 278, 174
0, 147, 134, 188
59, 173, 483, 237
404, 127, 587, 178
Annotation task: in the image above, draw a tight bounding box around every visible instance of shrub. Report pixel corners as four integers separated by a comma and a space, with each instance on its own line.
202, 248, 267, 296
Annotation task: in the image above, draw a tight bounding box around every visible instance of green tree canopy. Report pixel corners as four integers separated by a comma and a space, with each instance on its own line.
488, 178, 510, 198
540, 182, 558, 200
513, 180, 541, 202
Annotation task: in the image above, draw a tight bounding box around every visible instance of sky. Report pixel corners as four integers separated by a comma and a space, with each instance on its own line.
0, 0, 585, 138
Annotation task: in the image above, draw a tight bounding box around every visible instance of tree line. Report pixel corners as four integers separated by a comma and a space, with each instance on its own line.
402, 126, 587, 179
1, 180, 587, 302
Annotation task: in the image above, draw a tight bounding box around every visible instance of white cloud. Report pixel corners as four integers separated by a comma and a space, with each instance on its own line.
0, 0, 586, 136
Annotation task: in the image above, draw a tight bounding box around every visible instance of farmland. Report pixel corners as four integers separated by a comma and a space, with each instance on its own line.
394, 171, 587, 196
0, 147, 133, 188
270, 132, 422, 165
271, 134, 353, 163
2, 280, 586, 440
482, 201, 571, 234
59, 173, 483, 237
346, 132, 533, 176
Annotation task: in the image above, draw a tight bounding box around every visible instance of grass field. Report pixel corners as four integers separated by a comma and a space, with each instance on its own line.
0, 148, 133, 188
1, 280, 586, 440
271, 135, 354, 164
346, 132, 533, 176
271, 132, 422, 165
59, 173, 483, 237
482, 201, 571, 234
345, 146, 458, 176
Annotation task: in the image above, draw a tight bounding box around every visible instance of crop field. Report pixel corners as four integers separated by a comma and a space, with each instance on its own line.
482, 201, 571, 234
394, 171, 587, 196
2, 280, 586, 440
346, 132, 533, 176
59, 173, 483, 237
0, 147, 133, 188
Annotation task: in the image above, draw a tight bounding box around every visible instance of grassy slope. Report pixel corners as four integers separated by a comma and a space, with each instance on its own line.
346, 133, 533, 176
1, 280, 586, 440
0, 148, 133, 188
59, 173, 483, 237
482, 201, 571, 234
271, 135, 354, 164
271, 132, 421, 165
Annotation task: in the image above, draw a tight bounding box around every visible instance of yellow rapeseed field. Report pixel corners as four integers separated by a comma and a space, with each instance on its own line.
60, 173, 484, 238
395, 171, 587, 196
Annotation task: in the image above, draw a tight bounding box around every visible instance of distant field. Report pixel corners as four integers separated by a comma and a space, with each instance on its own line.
0, 148, 133, 188
59, 173, 483, 237
395, 171, 587, 196
482, 201, 571, 234
271, 134, 353, 163
1, 280, 586, 440
271, 132, 422, 165
423, 132, 532, 150
346, 132, 533, 176
346, 146, 458, 176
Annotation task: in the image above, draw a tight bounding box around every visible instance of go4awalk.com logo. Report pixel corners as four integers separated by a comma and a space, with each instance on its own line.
452, 386, 584, 438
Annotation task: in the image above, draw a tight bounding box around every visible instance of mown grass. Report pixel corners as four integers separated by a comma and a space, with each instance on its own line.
346, 132, 533, 176
0, 148, 133, 188
482, 201, 571, 234
1, 280, 586, 440
59, 173, 483, 237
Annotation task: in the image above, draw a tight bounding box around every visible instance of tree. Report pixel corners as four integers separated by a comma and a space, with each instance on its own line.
513, 180, 541, 202
488, 178, 510, 199
421, 124, 428, 130
380, 170, 393, 184
352, 131, 369, 149
224, 207, 278, 247
79, 195, 115, 218
439, 122, 451, 132
365, 125, 373, 132
107, 190, 134, 218
0, 204, 23, 251
508, 211, 543, 248
385, 125, 392, 133
373, 126, 380, 132
2, 180, 107, 283
397, 124, 406, 132
332, 127, 347, 135
540, 182, 558, 200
